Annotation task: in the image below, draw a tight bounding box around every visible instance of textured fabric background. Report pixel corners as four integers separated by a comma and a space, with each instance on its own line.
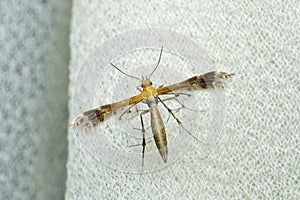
66, 0, 299, 199
3, 0, 298, 199
1, 1, 71, 199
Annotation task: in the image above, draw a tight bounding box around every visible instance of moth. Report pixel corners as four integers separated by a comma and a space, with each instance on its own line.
70, 47, 234, 165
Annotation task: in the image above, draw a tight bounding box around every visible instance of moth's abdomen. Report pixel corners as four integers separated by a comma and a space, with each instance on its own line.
150, 105, 168, 163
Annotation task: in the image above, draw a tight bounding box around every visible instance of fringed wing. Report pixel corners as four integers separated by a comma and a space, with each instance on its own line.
70, 93, 144, 131
157, 71, 234, 95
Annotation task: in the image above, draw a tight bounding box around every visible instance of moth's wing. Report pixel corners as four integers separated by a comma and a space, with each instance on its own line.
157, 71, 234, 95
155, 71, 234, 145
70, 93, 144, 131
156, 71, 234, 123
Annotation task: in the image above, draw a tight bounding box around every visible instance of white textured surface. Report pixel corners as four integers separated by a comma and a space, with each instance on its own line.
67, 0, 299, 199
0, 1, 71, 199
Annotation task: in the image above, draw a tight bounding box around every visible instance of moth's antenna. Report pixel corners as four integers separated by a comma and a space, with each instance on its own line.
149, 46, 163, 79
110, 62, 142, 81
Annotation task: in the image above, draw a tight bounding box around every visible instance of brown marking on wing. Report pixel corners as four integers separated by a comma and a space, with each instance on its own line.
157, 71, 234, 95
70, 93, 145, 131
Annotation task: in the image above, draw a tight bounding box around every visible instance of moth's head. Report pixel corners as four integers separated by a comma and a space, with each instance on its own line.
141, 78, 152, 88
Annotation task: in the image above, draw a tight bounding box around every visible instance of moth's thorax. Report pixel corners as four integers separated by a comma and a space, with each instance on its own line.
142, 84, 158, 99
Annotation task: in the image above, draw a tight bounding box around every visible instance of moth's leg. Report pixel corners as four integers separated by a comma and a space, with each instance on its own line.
139, 110, 150, 167
118, 102, 139, 120
158, 97, 205, 144
159, 92, 192, 112
158, 97, 182, 125
160, 92, 191, 97
127, 109, 151, 148
158, 92, 196, 122
158, 96, 186, 122
159, 92, 206, 119
117, 87, 144, 120
128, 138, 152, 147
159, 96, 186, 110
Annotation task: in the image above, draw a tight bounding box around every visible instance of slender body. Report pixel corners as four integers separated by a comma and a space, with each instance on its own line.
145, 96, 168, 163
70, 47, 234, 164
71, 71, 233, 163
141, 79, 168, 162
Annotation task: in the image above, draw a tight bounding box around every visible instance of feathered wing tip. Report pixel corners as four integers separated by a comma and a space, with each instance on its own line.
70, 105, 113, 131
70, 114, 85, 127
69, 113, 94, 132
219, 72, 235, 79
187, 71, 234, 90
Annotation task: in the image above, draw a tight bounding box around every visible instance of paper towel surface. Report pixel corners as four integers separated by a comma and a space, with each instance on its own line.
66, 0, 299, 199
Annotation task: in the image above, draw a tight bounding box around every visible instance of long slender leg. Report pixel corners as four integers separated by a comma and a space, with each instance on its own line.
160, 93, 207, 113
116, 87, 143, 120
158, 92, 196, 112
158, 96, 186, 122
118, 102, 139, 120
128, 139, 152, 148
159, 96, 185, 110
158, 97, 205, 144
139, 110, 149, 167
136, 86, 142, 92
158, 97, 182, 125
159, 92, 191, 97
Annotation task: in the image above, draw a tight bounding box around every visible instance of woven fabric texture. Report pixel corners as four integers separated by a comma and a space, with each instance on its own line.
66, 0, 299, 199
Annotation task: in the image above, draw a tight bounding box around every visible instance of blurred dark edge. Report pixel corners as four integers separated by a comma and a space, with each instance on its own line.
0, 1, 72, 199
